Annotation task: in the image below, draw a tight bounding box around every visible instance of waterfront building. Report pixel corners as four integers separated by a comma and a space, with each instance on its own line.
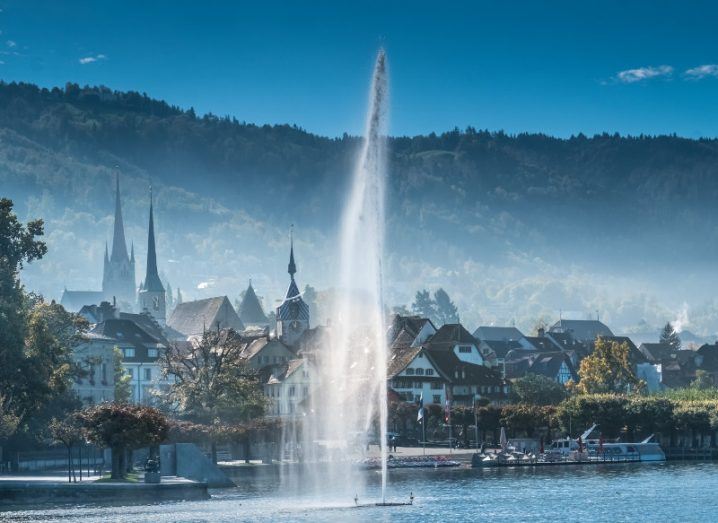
71, 332, 117, 404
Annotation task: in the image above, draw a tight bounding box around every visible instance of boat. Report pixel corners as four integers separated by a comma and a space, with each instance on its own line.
472, 424, 665, 467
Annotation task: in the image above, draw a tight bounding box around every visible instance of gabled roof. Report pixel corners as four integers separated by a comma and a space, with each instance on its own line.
695, 343, 718, 372
167, 296, 244, 337
239, 283, 268, 325
425, 323, 478, 351
549, 319, 614, 342
473, 326, 525, 342
639, 342, 677, 363
266, 359, 305, 385
528, 353, 578, 382
388, 315, 436, 344
387, 347, 424, 377
480, 339, 523, 359
119, 311, 172, 346
90, 318, 166, 352
522, 336, 560, 352
427, 349, 503, 386
390, 328, 417, 350
545, 331, 589, 353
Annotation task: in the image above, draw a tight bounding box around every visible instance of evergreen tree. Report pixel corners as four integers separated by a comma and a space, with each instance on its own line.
113, 347, 132, 403
411, 289, 436, 320
434, 288, 460, 325
660, 322, 681, 350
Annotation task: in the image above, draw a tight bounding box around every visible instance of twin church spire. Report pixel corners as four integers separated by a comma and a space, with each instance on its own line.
103, 173, 165, 324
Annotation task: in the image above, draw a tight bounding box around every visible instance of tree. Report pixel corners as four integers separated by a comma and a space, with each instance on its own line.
113, 347, 132, 403
691, 370, 714, 390
572, 338, 643, 394
159, 329, 268, 462
79, 403, 169, 479
48, 415, 83, 483
0, 395, 20, 441
433, 288, 459, 325
660, 322, 681, 350
411, 289, 435, 320
509, 374, 567, 405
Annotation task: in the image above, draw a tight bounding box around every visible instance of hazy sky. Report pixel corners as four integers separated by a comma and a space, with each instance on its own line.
2, 1, 718, 137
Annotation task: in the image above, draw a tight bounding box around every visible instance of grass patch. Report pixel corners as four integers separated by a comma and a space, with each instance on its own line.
95, 471, 141, 483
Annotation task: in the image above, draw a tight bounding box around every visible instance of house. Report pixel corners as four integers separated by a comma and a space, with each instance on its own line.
240, 336, 296, 370
478, 339, 522, 376
549, 319, 614, 342
527, 353, 578, 384
264, 359, 312, 417
167, 296, 244, 339
639, 342, 678, 364
428, 350, 508, 406
387, 347, 448, 405
473, 326, 525, 342
71, 332, 117, 404
90, 318, 171, 404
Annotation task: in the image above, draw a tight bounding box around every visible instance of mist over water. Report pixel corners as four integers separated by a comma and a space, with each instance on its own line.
288, 49, 389, 502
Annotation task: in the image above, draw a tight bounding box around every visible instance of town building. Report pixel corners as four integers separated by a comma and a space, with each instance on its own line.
137, 191, 166, 325
71, 332, 117, 404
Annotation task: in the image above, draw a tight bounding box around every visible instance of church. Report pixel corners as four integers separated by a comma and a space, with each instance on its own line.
61, 175, 166, 326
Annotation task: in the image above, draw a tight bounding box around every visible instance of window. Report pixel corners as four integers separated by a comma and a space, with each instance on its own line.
123, 348, 135, 358
406, 368, 415, 375
303, 386, 308, 397
128, 368, 134, 378
459, 346, 472, 353
413, 381, 422, 389
101, 363, 107, 384
415, 368, 424, 376
289, 385, 296, 397
144, 368, 151, 381
148, 348, 158, 358
425, 369, 434, 376
431, 382, 442, 390
433, 395, 441, 404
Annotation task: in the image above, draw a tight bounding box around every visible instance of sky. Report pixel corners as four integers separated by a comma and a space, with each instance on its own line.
1, 1, 718, 138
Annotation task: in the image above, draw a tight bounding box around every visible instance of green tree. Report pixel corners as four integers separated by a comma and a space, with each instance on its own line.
572, 338, 643, 394
557, 394, 628, 438
660, 322, 681, 350
113, 348, 132, 403
160, 329, 268, 462
79, 403, 169, 479
0, 395, 20, 441
509, 374, 567, 405
411, 289, 435, 321
433, 288, 459, 325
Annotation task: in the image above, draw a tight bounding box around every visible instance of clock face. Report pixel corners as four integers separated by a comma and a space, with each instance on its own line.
289, 301, 299, 318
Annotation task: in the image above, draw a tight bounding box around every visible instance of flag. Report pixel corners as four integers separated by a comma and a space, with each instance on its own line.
417, 393, 424, 422
444, 397, 451, 424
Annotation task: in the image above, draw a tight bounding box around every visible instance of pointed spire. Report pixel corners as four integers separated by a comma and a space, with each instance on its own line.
130, 241, 135, 263
110, 172, 130, 263
288, 225, 296, 278
104, 242, 109, 262
143, 185, 164, 292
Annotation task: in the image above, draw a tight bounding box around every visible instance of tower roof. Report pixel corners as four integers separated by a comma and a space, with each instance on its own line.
288, 226, 296, 278
142, 189, 164, 293
239, 281, 269, 325
110, 173, 130, 263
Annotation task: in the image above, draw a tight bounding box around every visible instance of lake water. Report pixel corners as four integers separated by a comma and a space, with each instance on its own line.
2, 462, 718, 522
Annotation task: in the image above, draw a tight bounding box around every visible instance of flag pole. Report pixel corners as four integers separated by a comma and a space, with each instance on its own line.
422, 415, 426, 456
473, 396, 479, 451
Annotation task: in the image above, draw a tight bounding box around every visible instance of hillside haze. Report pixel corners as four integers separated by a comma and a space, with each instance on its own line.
3, 81, 718, 336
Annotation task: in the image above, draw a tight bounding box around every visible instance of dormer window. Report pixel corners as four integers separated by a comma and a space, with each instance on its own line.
416, 368, 424, 376
459, 346, 472, 353
425, 369, 433, 376
406, 368, 415, 375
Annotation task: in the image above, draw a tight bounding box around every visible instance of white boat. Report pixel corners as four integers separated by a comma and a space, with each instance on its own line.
546, 424, 666, 462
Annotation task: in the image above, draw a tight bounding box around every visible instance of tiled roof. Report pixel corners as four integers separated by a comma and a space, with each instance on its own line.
639, 342, 677, 363
167, 296, 244, 337
549, 319, 614, 341
428, 349, 503, 386
473, 326, 525, 342
387, 347, 424, 377
481, 339, 523, 359
528, 353, 578, 382
425, 323, 478, 350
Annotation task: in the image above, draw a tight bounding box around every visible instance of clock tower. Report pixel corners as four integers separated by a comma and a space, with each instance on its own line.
276, 229, 309, 346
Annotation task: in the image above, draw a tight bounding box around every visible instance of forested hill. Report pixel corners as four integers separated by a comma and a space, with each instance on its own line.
3, 81, 718, 335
